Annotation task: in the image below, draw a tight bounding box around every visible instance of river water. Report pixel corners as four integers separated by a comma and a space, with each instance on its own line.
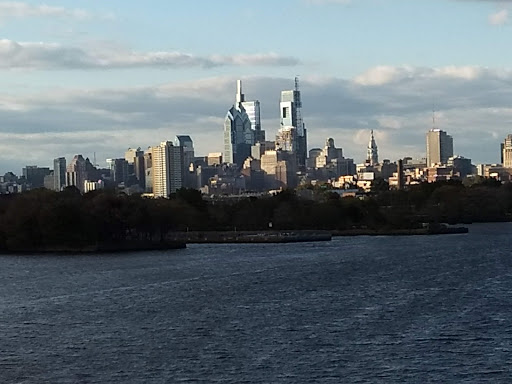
1, 223, 512, 383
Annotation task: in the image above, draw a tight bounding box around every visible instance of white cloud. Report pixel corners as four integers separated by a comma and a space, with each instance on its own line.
0, 39, 301, 70
354, 66, 414, 86
0, 1, 90, 19
489, 8, 509, 25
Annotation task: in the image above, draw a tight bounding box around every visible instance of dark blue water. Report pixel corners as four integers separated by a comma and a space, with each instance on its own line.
1, 223, 512, 383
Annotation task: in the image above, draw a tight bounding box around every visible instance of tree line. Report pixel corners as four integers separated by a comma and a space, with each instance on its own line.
0, 180, 511, 251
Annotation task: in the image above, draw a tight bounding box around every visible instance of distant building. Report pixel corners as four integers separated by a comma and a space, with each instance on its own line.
111, 158, 129, 185
144, 149, 153, 192
241, 99, 265, 143
66, 155, 88, 193
310, 138, 355, 179
125, 147, 143, 164
223, 80, 255, 165
276, 78, 307, 168
84, 180, 104, 193
261, 150, 297, 189
426, 129, 453, 166
208, 152, 223, 166
43, 172, 54, 190
426, 165, 458, 183
366, 130, 378, 166
53, 157, 67, 191
501, 134, 512, 168
447, 156, 474, 179
152, 141, 183, 198
175, 135, 195, 188
22, 166, 51, 189
251, 141, 275, 160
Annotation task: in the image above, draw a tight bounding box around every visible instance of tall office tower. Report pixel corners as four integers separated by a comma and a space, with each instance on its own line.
426, 129, 453, 166
53, 157, 66, 191
366, 130, 378, 166
276, 77, 307, 168
66, 154, 88, 193
174, 135, 194, 170
152, 141, 183, 198
502, 134, 512, 168
241, 99, 265, 143
174, 135, 195, 188
223, 80, 254, 165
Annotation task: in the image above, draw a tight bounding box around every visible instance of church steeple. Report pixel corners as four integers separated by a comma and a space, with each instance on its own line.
367, 130, 378, 166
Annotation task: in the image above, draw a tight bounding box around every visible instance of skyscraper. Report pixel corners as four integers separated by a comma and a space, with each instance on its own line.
175, 135, 195, 188
174, 135, 194, 170
22, 166, 50, 189
502, 134, 512, 168
152, 141, 183, 198
366, 130, 378, 166
66, 155, 88, 193
53, 157, 66, 191
426, 129, 453, 166
223, 80, 256, 165
276, 77, 307, 168
241, 99, 265, 143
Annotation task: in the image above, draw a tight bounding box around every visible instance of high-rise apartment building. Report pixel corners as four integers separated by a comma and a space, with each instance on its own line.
501, 134, 512, 168
223, 80, 257, 165
53, 157, 66, 191
152, 141, 183, 198
276, 77, 307, 168
426, 129, 453, 166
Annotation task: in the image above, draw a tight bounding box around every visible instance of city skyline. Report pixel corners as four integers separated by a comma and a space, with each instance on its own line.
1, 0, 512, 173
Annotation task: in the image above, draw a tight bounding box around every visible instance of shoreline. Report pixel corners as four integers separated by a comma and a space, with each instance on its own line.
332, 226, 469, 237
169, 230, 333, 244
0, 239, 187, 254
0, 226, 470, 252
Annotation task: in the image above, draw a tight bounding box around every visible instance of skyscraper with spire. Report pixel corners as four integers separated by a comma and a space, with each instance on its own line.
426, 113, 453, 166
223, 80, 259, 165
275, 77, 307, 168
367, 130, 378, 166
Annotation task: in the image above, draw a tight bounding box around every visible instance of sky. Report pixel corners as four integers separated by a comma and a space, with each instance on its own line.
1, 0, 512, 173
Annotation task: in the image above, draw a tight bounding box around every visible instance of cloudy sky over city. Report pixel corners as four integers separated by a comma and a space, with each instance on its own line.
1, 0, 512, 172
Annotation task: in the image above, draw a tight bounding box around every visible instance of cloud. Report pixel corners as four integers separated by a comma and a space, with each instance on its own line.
2, 67, 512, 172
489, 8, 509, 24
0, 1, 90, 19
0, 39, 301, 70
